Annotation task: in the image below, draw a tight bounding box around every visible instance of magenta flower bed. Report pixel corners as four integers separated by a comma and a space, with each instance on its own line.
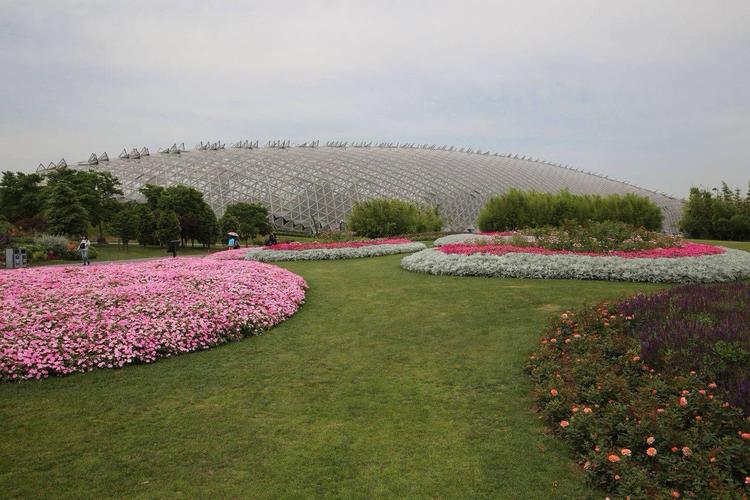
438, 241, 725, 259
268, 238, 412, 251
0, 259, 307, 381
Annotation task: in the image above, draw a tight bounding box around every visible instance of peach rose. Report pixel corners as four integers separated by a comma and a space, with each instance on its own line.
559, 420, 569, 428
646, 447, 657, 457
607, 454, 620, 463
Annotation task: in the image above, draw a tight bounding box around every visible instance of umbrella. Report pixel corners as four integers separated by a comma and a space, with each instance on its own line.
227, 232, 239, 237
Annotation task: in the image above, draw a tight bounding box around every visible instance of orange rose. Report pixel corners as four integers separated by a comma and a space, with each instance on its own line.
620, 448, 631, 456
607, 454, 620, 463
559, 420, 569, 428
740, 432, 750, 440
550, 388, 558, 397
679, 397, 688, 407
646, 447, 657, 457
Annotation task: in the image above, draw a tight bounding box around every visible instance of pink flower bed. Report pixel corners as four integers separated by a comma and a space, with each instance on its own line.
268, 238, 412, 251
438, 242, 725, 259
0, 258, 307, 381
207, 248, 255, 260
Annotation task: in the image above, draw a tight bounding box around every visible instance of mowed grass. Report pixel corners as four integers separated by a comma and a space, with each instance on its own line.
0, 254, 672, 498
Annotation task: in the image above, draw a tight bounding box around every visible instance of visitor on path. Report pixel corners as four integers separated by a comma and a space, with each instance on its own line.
227, 236, 236, 250
265, 232, 277, 246
233, 238, 240, 249
79, 236, 91, 265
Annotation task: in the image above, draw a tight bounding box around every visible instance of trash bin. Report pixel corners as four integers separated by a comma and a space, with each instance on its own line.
5, 247, 29, 269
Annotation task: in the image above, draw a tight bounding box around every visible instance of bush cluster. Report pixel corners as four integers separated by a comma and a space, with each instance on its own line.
347, 198, 443, 237
680, 182, 750, 241
21, 234, 99, 262
477, 189, 663, 232
527, 284, 750, 498
510, 221, 681, 253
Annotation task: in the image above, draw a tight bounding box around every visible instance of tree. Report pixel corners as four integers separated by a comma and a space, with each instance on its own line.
219, 213, 241, 239
158, 185, 215, 245
109, 202, 141, 247
224, 202, 270, 245
85, 171, 123, 242
0, 171, 45, 223
196, 205, 220, 247
347, 198, 443, 237
134, 204, 157, 246
139, 184, 164, 211
45, 180, 90, 236
156, 210, 181, 246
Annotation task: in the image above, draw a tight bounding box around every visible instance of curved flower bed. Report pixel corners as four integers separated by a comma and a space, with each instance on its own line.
528, 284, 750, 498
244, 239, 426, 261
207, 247, 257, 260
433, 232, 520, 246
440, 241, 724, 259
401, 246, 750, 283
0, 259, 307, 380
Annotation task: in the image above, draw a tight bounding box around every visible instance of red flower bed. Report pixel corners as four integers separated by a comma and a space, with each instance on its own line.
267, 238, 412, 251
438, 242, 724, 259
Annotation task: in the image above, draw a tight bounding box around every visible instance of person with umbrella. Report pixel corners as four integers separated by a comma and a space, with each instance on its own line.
227, 231, 240, 249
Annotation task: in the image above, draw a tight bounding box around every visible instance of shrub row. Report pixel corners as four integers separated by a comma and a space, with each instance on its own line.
527, 284, 750, 498
477, 189, 663, 232
347, 198, 443, 237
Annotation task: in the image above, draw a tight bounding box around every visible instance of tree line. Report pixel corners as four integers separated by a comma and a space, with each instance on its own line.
679, 182, 750, 241
0, 168, 270, 247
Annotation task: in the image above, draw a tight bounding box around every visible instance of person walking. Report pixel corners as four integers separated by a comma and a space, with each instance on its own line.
79, 235, 91, 265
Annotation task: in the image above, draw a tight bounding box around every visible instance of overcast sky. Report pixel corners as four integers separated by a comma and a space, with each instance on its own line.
1, 0, 748, 197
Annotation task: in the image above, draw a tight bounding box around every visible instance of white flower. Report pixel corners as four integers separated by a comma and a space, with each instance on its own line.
245, 242, 426, 261
400, 247, 750, 283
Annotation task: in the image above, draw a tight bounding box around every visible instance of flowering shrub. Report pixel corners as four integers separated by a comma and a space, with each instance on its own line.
619, 284, 750, 414
400, 247, 750, 283
245, 240, 426, 261
0, 259, 307, 380
514, 222, 681, 253
527, 286, 750, 498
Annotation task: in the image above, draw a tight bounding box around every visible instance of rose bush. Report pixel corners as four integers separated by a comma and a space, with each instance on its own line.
244, 239, 426, 261
0, 258, 307, 380
527, 284, 750, 498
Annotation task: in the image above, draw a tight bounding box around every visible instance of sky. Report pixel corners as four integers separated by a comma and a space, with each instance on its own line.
1, 0, 748, 198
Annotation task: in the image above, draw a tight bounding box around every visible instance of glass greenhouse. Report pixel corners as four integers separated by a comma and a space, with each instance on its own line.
53, 141, 684, 233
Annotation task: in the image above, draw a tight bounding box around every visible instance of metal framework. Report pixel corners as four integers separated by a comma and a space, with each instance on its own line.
51, 141, 684, 233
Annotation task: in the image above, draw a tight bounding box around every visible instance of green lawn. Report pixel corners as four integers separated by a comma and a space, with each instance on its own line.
29, 244, 218, 266
688, 238, 750, 252
0, 254, 668, 499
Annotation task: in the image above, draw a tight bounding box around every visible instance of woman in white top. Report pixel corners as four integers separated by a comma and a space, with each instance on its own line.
79, 236, 91, 265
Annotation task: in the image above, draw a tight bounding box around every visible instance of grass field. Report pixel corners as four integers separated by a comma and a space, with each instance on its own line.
0, 253, 669, 498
